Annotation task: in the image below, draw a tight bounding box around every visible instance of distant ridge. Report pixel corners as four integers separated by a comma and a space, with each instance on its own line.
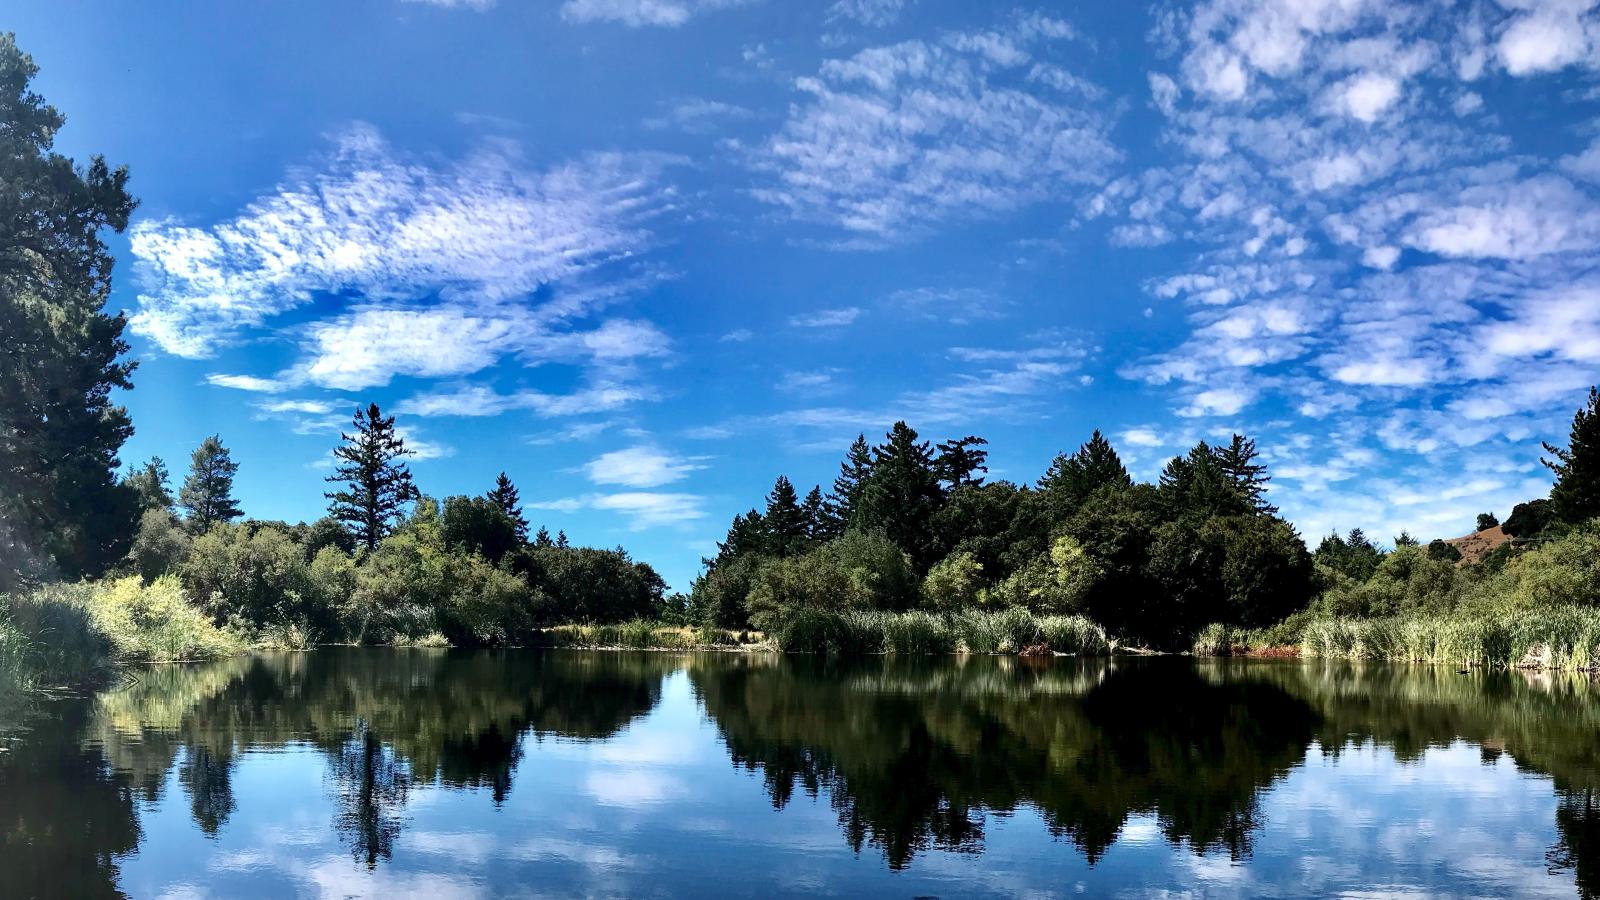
1444, 525, 1511, 567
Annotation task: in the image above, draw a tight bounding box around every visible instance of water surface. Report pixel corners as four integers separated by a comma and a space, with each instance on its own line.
2, 649, 1598, 897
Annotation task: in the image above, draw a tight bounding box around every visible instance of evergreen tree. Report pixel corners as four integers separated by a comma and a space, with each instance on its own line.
324, 404, 418, 550
934, 436, 989, 489
763, 476, 807, 557
487, 472, 529, 542
857, 422, 944, 570
1544, 387, 1600, 525
534, 525, 554, 547
125, 457, 174, 512
1158, 442, 1250, 519
1476, 512, 1499, 532
1214, 433, 1276, 514
0, 34, 141, 586
824, 434, 874, 532
1394, 530, 1418, 548
801, 485, 829, 541
712, 510, 768, 566
556, 529, 569, 548
1039, 430, 1131, 511
179, 436, 243, 533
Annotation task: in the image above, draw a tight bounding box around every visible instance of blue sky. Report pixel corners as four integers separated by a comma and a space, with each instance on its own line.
12, 0, 1600, 589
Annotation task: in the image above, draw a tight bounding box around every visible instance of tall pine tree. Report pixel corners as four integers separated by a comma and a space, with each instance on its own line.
857, 422, 944, 570
934, 436, 989, 489
487, 472, 529, 542
1544, 386, 1600, 525
824, 434, 874, 532
1038, 430, 1131, 514
763, 475, 807, 557
179, 436, 243, 533
1, 34, 141, 586
125, 457, 174, 512
1214, 433, 1276, 514
325, 404, 418, 550
801, 485, 829, 541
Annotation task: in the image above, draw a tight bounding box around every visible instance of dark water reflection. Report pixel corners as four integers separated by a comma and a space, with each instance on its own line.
2, 649, 1599, 897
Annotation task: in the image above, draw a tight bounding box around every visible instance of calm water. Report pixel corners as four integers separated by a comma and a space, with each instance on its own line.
2, 650, 1599, 898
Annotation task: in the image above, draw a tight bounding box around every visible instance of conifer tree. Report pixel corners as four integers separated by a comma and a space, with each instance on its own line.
1544, 386, 1600, 524
179, 435, 243, 533
1158, 441, 1249, 519
934, 436, 989, 489
763, 476, 807, 557
1040, 430, 1131, 509
126, 457, 175, 512
534, 525, 554, 547
824, 434, 874, 531
857, 422, 944, 570
1, 34, 141, 585
801, 485, 829, 541
1214, 433, 1276, 514
324, 404, 418, 550
487, 472, 529, 542
556, 529, 569, 548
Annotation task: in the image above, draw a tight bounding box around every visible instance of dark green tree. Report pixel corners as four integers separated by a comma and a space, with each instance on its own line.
442, 495, 519, 563
1214, 434, 1276, 515
857, 422, 944, 571
824, 434, 874, 532
801, 485, 828, 541
0, 33, 141, 587
534, 525, 554, 548
556, 529, 569, 549
1503, 499, 1555, 539
1393, 531, 1418, 548
179, 435, 243, 533
486, 472, 529, 542
1426, 539, 1462, 563
764, 476, 808, 557
1159, 442, 1249, 520
1038, 430, 1132, 524
325, 404, 419, 550
934, 436, 989, 489
1544, 387, 1600, 525
1475, 512, 1499, 532
125, 456, 174, 512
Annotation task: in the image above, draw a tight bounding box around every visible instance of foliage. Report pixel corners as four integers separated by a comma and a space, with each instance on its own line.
1544, 386, 1600, 525
440, 495, 519, 563
1476, 512, 1500, 532
1426, 539, 1463, 562
921, 550, 985, 612
0, 33, 140, 590
178, 435, 243, 533
325, 403, 418, 550
128, 507, 189, 582
1503, 499, 1556, 539
78, 576, 239, 662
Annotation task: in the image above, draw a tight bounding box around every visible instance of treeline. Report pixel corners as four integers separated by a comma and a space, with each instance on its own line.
116, 403, 669, 647
690, 423, 1315, 650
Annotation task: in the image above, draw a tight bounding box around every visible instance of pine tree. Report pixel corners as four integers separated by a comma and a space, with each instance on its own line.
1040, 430, 1131, 507
1159, 441, 1249, 519
824, 434, 874, 532
1, 34, 141, 586
324, 404, 418, 550
857, 422, 944, 570
1394, 530, 1418, 547
487, 472, 529, 542
934, 436, 989, 489
801, 485, 829, 541
534, 525, 554, 547
1214, 433, 1276, 514
1544, 386, 1600, 525
556, 529, 569, 548
125, 457, 174, 512
763, 476, 807, 557
179, 436, 243, 533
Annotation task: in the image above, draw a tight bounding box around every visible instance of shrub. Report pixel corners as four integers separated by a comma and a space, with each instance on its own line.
1, 585, 111, 687
80, 576, 238, 662
921, 551, 984, 612
128, 508, 190, 582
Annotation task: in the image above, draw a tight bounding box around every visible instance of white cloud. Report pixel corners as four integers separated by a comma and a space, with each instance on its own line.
205, 373, 285, 393
1496, 5, 1597, 75
1403, 175, 1600, 259
402, 0, 495, 9
1332, 72, 1401, 122
1178, 386, 1252, 417
130, 125, 671, 358
583, 446, 703, 487
719, 328, 753, 343
888, 287, 1008, 323
790, 307, 863, 328
826, 0, 905, 27
530, 492, 707, 528
642, 98, 752, 133
396, 383, 648, 418
751, 19, 1117, 243
559, 0, 750, 27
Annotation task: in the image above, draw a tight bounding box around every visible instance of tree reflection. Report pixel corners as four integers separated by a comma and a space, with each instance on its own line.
691, 655, 1317, 868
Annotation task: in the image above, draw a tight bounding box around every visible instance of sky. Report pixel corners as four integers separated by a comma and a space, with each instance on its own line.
10, 0, 1600, 590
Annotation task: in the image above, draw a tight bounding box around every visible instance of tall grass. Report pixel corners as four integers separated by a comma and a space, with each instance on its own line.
80, 576, 240, 662
773, 608, 1111, 656
1, 586, 112, 689
1301, 606, 1600, 670
535, 621, 757, 650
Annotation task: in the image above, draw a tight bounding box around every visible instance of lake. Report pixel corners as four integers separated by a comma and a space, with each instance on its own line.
1, 649, 1597, 898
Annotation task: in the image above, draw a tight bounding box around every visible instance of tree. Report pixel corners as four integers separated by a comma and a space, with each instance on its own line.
534, 525, 555, 548
1215, 434, 1276, 515
801, 486, 828, 541
1544, 387, 1600, 525
934, 436, 989, 490
1427, 539, 1462, 563
1504, 499, 1555, 539
824, 434, 874, 532
763, 476, 807, 557
1476, 512, 1500, 532
125, 457, 174, 512
1040, 431, 1131, 507
0, 33, 141, 587
486, 472, 529, 542
857, 422, 945, 571
441, 495, 519, 564
325, 404, 419, 550
179, 436, 243, 533
1159, 442, 1249, 520
1394, 531, 1419, 548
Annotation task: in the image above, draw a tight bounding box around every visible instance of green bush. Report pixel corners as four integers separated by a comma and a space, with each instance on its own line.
81, 576, 239, 662
2, 584, 112, 686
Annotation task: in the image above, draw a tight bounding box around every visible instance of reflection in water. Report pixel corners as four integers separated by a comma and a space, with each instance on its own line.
1, 650, 1599, 896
